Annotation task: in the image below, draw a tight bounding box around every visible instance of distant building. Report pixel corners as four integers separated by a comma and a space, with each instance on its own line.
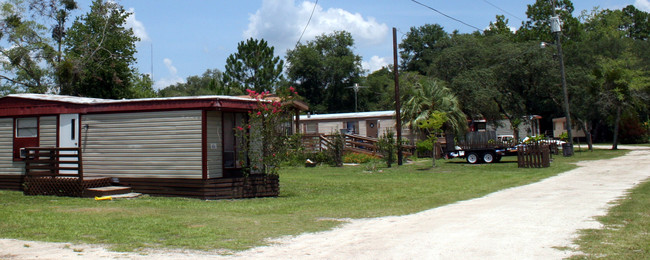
470, 115, 543, 141
299, 110, 414, 141
552, 117, 586, 139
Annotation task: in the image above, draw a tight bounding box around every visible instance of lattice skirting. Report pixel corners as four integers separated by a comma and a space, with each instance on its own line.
23, 177, 111, 197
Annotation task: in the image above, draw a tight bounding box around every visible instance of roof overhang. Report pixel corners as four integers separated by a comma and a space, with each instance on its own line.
0, 94, 259, 117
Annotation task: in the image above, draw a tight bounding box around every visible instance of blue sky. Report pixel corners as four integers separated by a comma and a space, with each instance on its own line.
72, 0, 648, 90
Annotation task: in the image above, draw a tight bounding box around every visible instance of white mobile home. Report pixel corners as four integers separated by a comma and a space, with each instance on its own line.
299, 110, 413, 140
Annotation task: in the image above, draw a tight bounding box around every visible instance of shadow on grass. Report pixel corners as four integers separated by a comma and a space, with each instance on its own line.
444, 160, 518, 165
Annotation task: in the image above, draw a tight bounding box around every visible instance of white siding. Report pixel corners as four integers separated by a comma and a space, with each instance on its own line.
0, 118, 24, 175
358, 120, 367, 135
82, 110, 203, 178
378, 119, 394, 137
206, 111, 222, 178
488, 119, 537, 138
39, 116, 57, 147
318, 122, 343, 135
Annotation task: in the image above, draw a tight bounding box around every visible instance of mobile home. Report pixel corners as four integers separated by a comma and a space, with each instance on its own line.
0, 94, 305, 199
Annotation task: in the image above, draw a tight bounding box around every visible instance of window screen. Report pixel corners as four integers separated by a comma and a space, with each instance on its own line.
16, 118, 38, 137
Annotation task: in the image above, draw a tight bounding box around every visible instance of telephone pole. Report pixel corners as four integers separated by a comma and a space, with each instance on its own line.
551, 0, 573, 156
393, 27, 403, 165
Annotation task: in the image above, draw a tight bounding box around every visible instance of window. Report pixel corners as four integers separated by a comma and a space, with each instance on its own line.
14, 117, 39, 160
476, 122, 487, 132
71, 119, 76, 140
16, 117, 38, 137
305, 123, 318, 134
346, 121, 359, 134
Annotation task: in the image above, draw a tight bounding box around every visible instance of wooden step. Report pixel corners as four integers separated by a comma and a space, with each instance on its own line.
83, 186, 132, 198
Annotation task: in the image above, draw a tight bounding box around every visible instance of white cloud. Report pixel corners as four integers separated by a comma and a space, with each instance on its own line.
154, 58, 185, 90
126, 8, 150, 42
164, 58, 177, 75
245, 0, 389, 55
636, 0, 650, 11
362, 56, 389, 74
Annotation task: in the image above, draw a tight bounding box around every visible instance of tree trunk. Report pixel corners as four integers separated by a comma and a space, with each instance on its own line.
432, 141, 437, 168
512, 127, 519, 143
612, 106, 621, 150
585, 121, 593, 151
576, 118, 593, 152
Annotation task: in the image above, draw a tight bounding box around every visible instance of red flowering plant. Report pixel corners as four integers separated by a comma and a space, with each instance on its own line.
235, 87, 300, 176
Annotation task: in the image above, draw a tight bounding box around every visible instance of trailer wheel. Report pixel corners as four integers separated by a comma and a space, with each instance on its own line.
466, 152, 480, 164
482, 152, 495, 163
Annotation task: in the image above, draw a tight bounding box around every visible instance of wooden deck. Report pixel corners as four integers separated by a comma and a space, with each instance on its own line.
301, 133, 415, 157
21, 147, 128, 197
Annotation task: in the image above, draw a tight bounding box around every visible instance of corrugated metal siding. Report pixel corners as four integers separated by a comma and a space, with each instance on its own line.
0, 118, 24, 175
39, 116, 57, 147
82, 110, 203, 178
206, 111, 222, 178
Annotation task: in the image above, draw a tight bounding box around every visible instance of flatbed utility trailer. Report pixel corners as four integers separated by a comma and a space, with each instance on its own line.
444, 131, 517, 164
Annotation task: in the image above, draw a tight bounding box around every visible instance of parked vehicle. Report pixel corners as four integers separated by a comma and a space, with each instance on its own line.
445, 131, 517, 164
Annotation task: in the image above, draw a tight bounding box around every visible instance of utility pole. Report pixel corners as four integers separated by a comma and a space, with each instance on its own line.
393, 27, 403, 165
551, 0, 573, 156
347, 83, 367, 112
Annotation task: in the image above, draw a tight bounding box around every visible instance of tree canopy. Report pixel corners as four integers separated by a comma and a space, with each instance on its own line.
158, 68, 229, 97
285, 31, 363, 113
59, 0, 138, 99
223, 38, 284, 94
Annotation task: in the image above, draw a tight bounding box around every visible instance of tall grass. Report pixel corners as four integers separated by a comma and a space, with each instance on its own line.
0, 149, 627, 252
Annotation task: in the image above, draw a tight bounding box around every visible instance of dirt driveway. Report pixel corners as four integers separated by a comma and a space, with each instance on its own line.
2, 146, 649, 259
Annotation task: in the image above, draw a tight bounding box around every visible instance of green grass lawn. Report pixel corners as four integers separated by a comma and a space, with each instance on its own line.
0, 149, 627, 253
569, 177, 650, 259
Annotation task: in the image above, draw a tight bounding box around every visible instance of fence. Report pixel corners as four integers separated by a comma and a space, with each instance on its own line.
517, 144, 551, 168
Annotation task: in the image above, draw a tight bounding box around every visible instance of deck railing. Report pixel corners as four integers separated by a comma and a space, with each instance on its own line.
23, 147, 83, 180
301, 133, 415, 157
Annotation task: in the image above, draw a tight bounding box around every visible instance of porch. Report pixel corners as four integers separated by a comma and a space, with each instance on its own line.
20, 147, 279, 200
22, 147, 127, 197
301, 133, 415, 157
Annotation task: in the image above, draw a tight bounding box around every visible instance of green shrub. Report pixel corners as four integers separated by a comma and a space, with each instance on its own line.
328, 133, 345, 167
378, 129, 396, 167
343, 153, 380, 164
416, 139, 433, 154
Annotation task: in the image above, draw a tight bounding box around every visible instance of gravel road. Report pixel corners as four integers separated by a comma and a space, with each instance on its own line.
2, 145, 649, 260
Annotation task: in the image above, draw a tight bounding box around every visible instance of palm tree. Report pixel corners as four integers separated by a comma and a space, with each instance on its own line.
401, 78, 467, 136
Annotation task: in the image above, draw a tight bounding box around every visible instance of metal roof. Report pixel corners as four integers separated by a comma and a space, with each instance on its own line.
299, 110, 395, 121
6, 93, 256, 104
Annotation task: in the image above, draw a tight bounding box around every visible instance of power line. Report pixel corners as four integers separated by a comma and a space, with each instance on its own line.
296, 0, 319, 46
410, 0, 482, 32
481, 0, 525, 22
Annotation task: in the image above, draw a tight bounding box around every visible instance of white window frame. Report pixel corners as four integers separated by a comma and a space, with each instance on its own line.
16, 117, 38, 138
